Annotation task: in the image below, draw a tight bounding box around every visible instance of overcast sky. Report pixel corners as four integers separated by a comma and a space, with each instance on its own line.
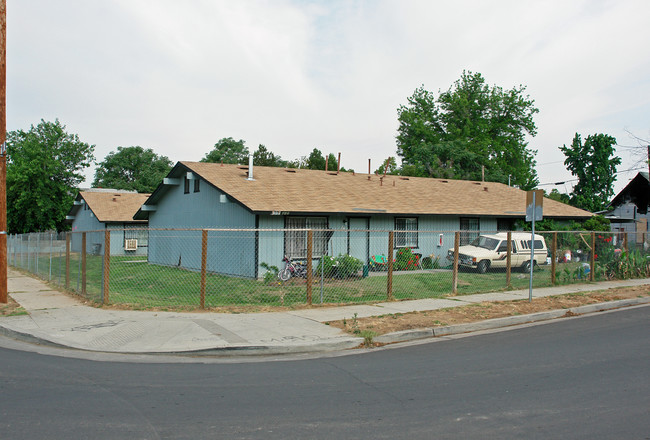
7, 0, 650, 194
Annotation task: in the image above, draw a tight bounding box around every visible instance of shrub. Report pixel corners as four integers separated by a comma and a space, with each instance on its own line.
334, 254, 363, 278
394, 248, 418, 271
315, 255, 337, 277
260, 262, 279, 284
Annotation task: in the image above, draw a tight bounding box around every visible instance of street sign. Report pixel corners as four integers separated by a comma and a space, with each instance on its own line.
526, 190, 544, 222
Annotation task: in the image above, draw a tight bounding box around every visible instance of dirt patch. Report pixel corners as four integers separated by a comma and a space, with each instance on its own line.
327, 285, 649, 337
0, 297, 28, 317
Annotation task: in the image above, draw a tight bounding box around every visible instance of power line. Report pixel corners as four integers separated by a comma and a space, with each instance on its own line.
537, 166, 645, 187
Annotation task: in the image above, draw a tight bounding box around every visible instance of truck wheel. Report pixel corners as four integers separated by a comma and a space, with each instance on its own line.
522, 260, 531, 272
477, 260, 489, 274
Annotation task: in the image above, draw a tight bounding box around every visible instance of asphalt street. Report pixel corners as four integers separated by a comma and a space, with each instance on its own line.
0, 305, 648, 440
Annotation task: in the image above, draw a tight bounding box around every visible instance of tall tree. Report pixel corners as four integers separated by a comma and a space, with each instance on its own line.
6, 119, 95, 233
306, 148, 326, 170
560, 133, 621, 212
396, 71, 539, 189
253, 145, 286, 167
93, 146, 172, 193
201, 137, 249, 164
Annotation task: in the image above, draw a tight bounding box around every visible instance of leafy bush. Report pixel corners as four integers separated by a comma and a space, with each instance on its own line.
315, 254, 363, 278
420, 255, 441, 269
394, 248, 418, 271
315, 255, 337, 277
260, 262, 279, 284
334, 254, 363, 278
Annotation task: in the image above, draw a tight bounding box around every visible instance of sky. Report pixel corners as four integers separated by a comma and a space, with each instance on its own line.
6, 0, 650, 194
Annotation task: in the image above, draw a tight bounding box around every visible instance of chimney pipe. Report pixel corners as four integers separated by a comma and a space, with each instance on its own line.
325, 155, 329, 172
247, 154, 254, 180
337, 152, 341, 174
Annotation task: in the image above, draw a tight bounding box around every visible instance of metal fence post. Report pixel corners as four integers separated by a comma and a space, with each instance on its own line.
49, 232, 53, 281
103, 230, 111, 304
81, 232, 87, 296
306, 230, 313, 305
551, 232, 557, 285
387, 231, 394, 300
506, 231, 512, 288
36, 233, 40, 276
590, 231, 595, 282
200, 229, 207, 309
452, 232, 460, 294
65, 232, 70, 289
27, 233, 31, 272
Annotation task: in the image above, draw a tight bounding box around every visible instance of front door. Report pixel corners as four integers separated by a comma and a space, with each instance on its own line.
348, 217, 370, 264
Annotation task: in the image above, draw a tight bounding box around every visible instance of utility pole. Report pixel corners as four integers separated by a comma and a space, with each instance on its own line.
0, 0, 7, 303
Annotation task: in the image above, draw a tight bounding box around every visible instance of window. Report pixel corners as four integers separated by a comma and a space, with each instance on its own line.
460, 217, 480, 245
194, 178, 200, 193
285, 217, 328, 259
395, 217, 418, 248
183, 177, 190, 194
124, 226, 148, 247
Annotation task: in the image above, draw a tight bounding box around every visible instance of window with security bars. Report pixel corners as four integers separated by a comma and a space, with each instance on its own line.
284, 217, 328, 259
395, 217, 418, 248
124, 226, 149, 247
460, 217, 480, 245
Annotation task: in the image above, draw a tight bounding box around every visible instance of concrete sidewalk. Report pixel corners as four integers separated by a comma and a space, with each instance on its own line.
1, 268, 649, 356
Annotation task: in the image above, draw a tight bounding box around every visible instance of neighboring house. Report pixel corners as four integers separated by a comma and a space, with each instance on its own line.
134, 162, 592, 278
606, 172, 649, 248
66, 189, 151, 256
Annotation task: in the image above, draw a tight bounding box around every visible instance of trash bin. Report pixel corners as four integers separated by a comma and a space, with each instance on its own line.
92, 243, 102, 255
362, 265, 369, 278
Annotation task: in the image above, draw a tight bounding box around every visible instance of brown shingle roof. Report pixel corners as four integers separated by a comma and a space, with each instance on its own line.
79, 191, 150, 223
179, 162, 591, 219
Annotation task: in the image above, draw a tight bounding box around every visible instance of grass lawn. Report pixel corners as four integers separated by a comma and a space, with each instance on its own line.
13, 254, 614, 310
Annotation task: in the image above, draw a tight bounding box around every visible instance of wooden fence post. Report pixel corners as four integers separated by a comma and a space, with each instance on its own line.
551, 232, 557, 285
623, 232, 628, 252
306, 230, 313, 305
103, 230, 110, 304
65, 232, 70, 289
590, 231, 595, 281
506, 231, 512, 288
200, 230, 207, 309
81, 232, 87, 296
452, 232, 460, 294
387, 231, 394, 300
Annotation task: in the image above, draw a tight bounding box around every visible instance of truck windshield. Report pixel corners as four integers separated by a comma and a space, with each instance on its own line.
470, 236, 499, 250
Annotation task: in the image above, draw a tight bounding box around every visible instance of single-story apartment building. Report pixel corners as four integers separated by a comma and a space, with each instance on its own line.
66, 189, 150, 256
134, 161, 592, 278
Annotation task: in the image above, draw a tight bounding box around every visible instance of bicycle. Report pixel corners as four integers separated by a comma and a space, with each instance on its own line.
278, 256, 308, 281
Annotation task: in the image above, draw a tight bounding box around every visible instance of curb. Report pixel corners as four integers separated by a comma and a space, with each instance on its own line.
373, 297, 650, 345
0, 322, 364, 356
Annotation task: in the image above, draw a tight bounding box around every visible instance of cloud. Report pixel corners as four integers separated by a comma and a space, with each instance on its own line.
6, 0, 650, 191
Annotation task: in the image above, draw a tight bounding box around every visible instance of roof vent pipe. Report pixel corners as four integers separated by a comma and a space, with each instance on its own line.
247, 154, 254, 181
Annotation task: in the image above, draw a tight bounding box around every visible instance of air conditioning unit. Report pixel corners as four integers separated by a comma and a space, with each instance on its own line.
124, 239, 138, 251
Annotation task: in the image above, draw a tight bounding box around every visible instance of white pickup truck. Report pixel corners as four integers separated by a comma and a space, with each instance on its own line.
447, 232, 548, 273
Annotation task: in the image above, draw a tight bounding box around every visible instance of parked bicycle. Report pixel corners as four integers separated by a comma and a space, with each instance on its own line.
278, 256, 308, 281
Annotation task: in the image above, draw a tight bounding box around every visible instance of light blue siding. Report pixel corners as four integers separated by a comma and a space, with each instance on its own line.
70, 207, 105, 255
147, 176, 257, 277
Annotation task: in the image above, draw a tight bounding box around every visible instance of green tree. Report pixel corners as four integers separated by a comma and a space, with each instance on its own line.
6, 119, 95, 233
546, 188, 570, 204
305, 148, 326, 170
201, 137, 249, 164
92, 146, 172, 193
375, 157, 399, 175
559, 133, 621, 212
396, 71, 539, 189
253, 145, 286, 167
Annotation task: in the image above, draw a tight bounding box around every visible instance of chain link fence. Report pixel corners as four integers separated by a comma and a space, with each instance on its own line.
8, 228, 650, 310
